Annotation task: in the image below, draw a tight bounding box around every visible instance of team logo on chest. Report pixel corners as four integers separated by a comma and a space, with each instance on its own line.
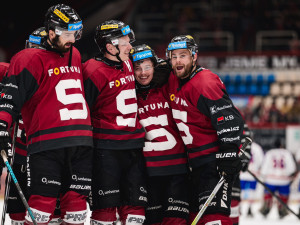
109, 60, 134, 88
138, 101, 170, 114
169, 94, 188, 107
48, 66, 81, 77
109, 75, 135, 88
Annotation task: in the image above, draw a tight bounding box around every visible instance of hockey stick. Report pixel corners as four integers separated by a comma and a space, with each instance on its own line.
247, 168, 300, 219
1, 151, 37, 225
191, 137, 253, 225
1, 120, 18, 225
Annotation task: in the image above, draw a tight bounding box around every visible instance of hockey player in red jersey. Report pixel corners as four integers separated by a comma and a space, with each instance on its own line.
0, 27, 47, 225
166, 35, 244, 225
83, 20, 146, 225
0, 4, 93, 225
0, 63, 9, 84
2, 27, 61, 225
131, 44, 189, 224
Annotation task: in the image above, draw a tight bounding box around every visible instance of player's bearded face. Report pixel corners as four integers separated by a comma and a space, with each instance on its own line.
171, 49, 195, 79
53, 32, 76, 53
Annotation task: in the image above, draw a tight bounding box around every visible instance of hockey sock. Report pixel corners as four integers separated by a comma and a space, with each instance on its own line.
91, 207, 117, 224
118, 205, 145, 225
259, 193, 272, 216
10, 213, 26, 225
230, 199, 240, 225
60, 191, 88, 225
199, 213, 232, 225
278, 195, 288, 218
25, 195, 57, 225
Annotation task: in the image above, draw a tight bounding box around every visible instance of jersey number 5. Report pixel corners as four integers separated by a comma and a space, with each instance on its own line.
139, 114, 176, 151
116, 89, 137, 127
172, 109, 193, 145
55, 79, 88, 121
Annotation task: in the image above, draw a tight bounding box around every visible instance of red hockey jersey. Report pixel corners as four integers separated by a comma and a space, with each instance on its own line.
0, 47, 93, 154
137, 86, 188, 176
168, 67, 244, 169
83, 58, 145, 150
0, 62, 9, 82
0, 62, 27, 164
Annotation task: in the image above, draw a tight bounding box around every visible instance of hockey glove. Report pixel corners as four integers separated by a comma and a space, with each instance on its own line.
240, 153, 251, 172
152, 59, 172, 88
216, 144, 242, 180
0, 121, 12, 168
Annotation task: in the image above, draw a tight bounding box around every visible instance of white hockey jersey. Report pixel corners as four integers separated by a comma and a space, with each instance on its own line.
240, 142, 264, 181
295, 149, 300, 163
260, 148, 297, 186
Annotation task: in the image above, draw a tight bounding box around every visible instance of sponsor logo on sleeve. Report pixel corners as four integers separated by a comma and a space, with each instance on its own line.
0, 93, 12, 99
5, 83, 18, 89
210, 104, 232, 115
221, 136, 240, 142
0, 103, 13, 109
217, 116, 224, 124
217, 126, 239, 135
217, 115, 235, 124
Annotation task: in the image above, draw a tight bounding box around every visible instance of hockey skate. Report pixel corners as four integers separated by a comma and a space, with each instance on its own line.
247, 207, 253, 217
278, 205, 288, 219
259, 200, 272, 217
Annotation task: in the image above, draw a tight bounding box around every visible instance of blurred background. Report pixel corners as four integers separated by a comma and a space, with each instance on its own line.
2, 0, 300, 151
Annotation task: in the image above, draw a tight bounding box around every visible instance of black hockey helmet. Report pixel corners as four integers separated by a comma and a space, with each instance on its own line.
94, 20, 135, 54
25, 27, 47, 49
130, 44, 158, 66
166, 35, 198, 59
44, 4, 83, 40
